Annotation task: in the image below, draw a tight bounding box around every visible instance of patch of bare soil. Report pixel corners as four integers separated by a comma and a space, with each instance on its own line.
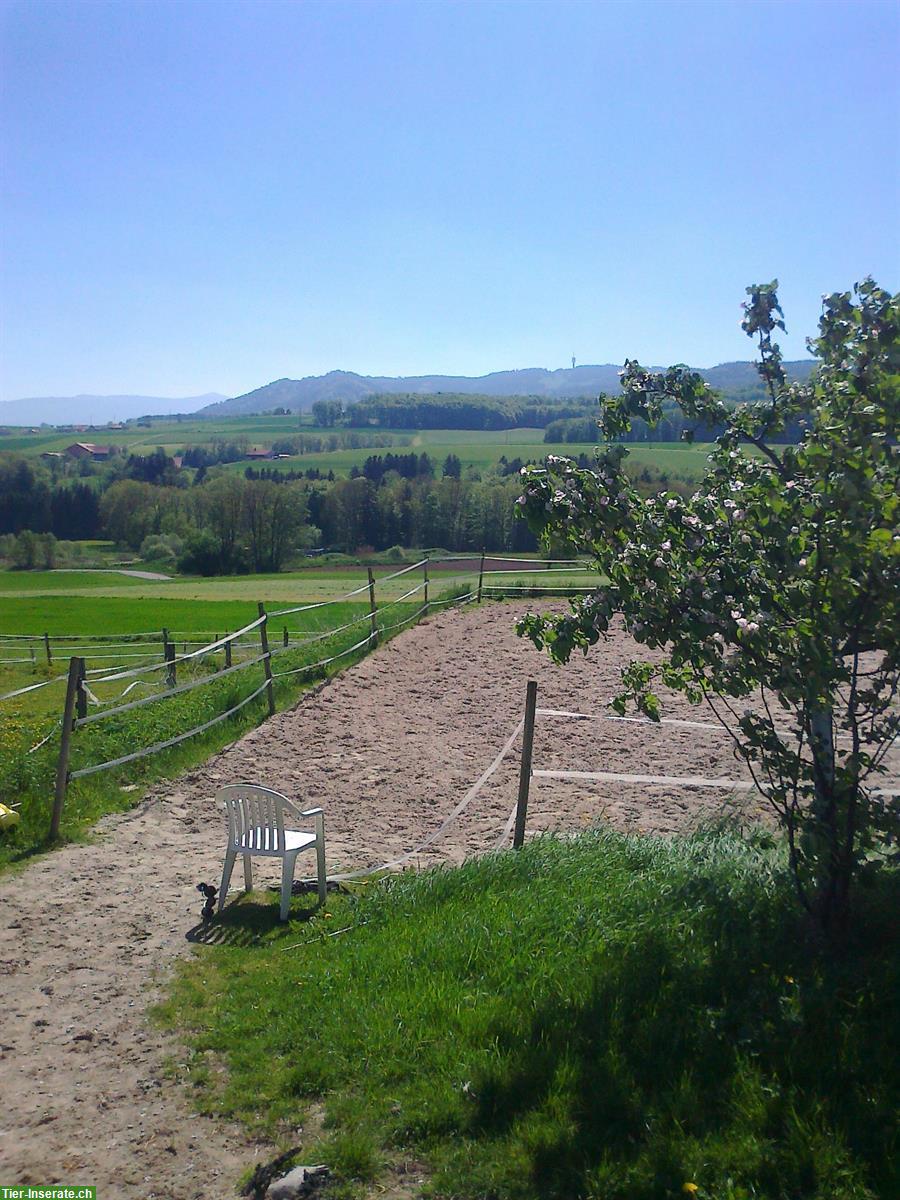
0, 600, 771, 1197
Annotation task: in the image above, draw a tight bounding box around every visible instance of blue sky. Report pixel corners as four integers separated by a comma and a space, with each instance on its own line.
1, 0, 897, 401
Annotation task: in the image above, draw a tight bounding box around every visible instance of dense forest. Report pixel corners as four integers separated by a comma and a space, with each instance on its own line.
0, 450, 544, 571
341, 393, 598, 430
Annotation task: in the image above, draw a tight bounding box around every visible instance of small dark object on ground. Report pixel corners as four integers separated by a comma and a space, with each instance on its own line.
265, 879, 340, 896
196, 882, 218, 922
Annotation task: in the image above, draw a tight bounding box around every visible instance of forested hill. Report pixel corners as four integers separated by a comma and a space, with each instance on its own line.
202, 361, 816, 417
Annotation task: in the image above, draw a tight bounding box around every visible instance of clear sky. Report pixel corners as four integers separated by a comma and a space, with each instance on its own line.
1, 0, 897, 401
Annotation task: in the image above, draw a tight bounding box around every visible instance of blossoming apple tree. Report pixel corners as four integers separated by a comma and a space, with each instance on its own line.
516, 279, 899, 932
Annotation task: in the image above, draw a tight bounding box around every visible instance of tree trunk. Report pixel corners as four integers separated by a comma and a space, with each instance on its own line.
807, 706, 848, 931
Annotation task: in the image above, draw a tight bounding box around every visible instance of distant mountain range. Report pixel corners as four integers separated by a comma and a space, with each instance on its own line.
0, 393, 227, 427
2, 361, 818, 427
200, 361, 816, 417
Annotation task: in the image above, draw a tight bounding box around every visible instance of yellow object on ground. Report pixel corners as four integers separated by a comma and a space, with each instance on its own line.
0, 803, 20, 830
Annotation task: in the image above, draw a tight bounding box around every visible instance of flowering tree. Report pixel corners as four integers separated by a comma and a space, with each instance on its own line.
517, 280, 899, 932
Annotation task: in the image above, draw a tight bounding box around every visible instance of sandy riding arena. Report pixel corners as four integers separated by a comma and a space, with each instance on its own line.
1, 600, 769, 1197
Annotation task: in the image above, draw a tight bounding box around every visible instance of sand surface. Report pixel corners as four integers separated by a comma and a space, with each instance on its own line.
0, 600, 782, 1197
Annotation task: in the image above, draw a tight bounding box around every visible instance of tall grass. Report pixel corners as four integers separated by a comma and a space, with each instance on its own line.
159, 832, 899, 1200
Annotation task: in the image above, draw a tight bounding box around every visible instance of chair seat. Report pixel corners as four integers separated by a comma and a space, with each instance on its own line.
236, 828, 317, 854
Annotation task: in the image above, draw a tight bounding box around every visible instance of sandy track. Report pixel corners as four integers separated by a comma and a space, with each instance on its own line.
0, 601, 766, 1197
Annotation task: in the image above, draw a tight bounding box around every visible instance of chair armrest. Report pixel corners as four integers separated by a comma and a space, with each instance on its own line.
281, 796, 323, 821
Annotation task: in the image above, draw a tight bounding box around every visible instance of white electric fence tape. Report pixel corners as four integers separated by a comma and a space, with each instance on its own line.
69, 680, 271, 779
75, 653, 270, 726
328, 715, 526, 882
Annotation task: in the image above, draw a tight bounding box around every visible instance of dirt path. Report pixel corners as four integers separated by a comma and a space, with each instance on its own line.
0, 601, 769, 1197
48, 568, 173, 580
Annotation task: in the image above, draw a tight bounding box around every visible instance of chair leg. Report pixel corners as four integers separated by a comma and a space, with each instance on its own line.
219, 848, 236, 911
280, 853, 297, 921
316, 823, 327, 907
243, 854, 253, 892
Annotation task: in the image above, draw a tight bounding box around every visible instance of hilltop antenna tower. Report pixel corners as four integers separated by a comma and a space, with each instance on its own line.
571, 356, 576, 370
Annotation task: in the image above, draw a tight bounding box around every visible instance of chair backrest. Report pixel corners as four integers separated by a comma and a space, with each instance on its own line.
219, 783, 289, 855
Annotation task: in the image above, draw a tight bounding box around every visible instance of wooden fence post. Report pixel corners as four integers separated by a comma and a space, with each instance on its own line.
423, 558, 430, 616
44, 632, 52, 667
258, 602, 276, 716
75, 658, 87, 721
367, 568, 378, 647
164, 637, 176, 689
225, 637, 232, 669
513, 679, 538, 849
50, 656, 83, 841
477, 550, 486, 603
283, 626, 289, 648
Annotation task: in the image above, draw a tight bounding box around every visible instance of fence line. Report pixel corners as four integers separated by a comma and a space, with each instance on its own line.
0, 675, 68, 703
536, 707, 726, 733
87, 615, 266, 683
371, 581, 425, 612
74, 653, 270, 726
5, 557, 598, 838
482, 584, 596, 593
494, 683, 761, 852
482, 566, 591, 576
69, 681, 272, 780
281, 609, 375, 647
270, 632, 376, 680
268, 580, 373, 618
0, 630, 164, 642
427, 590, 476, 607
532, 768, 756, 790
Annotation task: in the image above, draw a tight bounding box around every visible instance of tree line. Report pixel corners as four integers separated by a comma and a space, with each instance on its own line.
544, 408, 810, 445
343, 392, 598, 430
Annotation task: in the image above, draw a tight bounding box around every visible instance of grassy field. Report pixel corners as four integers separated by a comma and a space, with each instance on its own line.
159, 831, 899, 1200
0, 412, 318, 456
0, 568, 152, 592
4, 411, 715, 483
219, 429, 714, 481
0, 559, 593, 612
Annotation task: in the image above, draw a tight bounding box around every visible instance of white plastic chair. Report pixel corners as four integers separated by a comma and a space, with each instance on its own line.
218, 784, 327, 921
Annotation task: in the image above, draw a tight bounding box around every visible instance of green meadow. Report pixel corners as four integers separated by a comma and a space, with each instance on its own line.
159, 832, 899, 1200
0, 412, 315, 456
4, 411, 715, 483
219, 428, 714, 481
